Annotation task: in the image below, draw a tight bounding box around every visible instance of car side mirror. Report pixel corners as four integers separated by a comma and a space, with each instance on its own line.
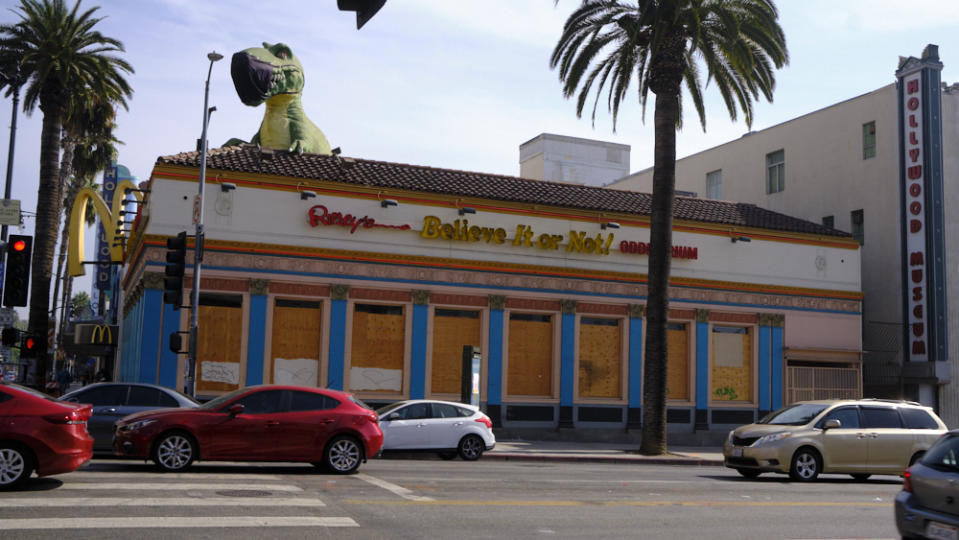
386, 413, 400, 421
228, 403, 244, 417
823, 419, 841, 430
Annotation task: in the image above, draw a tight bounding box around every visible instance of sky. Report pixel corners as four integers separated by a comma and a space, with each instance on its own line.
1, 0, 959, 310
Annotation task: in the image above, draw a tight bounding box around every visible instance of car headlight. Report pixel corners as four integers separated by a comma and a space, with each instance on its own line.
754, 432, 791, 446
118, 419, 157, 432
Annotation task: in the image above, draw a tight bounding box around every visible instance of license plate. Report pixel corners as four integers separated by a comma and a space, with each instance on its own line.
927, 521, 958, 540
731, 447, 743, 457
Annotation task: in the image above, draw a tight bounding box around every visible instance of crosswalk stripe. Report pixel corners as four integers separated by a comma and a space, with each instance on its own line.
58, 483, 302, 492
66, 472, 283, 480
0, 516, 358, 530
0, 497, 325, 507
356, 473, 434, 502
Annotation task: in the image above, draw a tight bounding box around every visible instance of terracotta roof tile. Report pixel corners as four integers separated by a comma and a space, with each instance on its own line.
157, 145, 850, 238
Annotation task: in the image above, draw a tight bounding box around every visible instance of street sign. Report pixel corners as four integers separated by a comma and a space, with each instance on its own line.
0, 200, 21, 226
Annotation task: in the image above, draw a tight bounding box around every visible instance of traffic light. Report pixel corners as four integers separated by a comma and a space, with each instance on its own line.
3, 235, 32, 307
164, 231, 188, 309
1, 327, 19, 347
337, 0, 386, 29
20, 334, 39, 358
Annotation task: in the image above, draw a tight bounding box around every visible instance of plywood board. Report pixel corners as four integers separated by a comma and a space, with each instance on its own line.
431, 312, 481, 394
271, 304, 321, 385
578, 322, 621, 398
507, 319, 552, 396
196, 304, 243, 393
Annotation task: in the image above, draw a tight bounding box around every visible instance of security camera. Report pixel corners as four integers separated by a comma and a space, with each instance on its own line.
220, 182, 237, 192
300, 190, 317, 200
380, 199, 398, 208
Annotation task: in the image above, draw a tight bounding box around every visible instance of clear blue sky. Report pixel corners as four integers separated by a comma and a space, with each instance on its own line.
2, 0, 958, 310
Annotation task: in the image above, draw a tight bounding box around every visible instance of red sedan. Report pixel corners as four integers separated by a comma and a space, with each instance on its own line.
0, 382, 93, 490
114, 385, 383, 474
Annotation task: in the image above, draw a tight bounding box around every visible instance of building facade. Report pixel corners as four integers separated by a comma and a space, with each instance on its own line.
116, 145, 861, 442
611, 45, 958, 426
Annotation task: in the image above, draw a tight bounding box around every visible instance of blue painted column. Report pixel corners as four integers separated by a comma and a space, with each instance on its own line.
138, 288, 164, 384
626, 304, 644, 429
245, 280, 269, 386
409, 290, 430, 399
327, 285, 349, 391
758, 315, 772, 418
486, 295, 505, 427
771, 314, 785, 410
694, 309, 710, 431
558, 300, 577, 428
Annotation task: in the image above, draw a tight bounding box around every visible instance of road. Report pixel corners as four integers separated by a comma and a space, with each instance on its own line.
0, 457, 905, 539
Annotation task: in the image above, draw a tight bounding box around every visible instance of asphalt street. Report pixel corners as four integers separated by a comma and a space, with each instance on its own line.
0, 456, 906, 540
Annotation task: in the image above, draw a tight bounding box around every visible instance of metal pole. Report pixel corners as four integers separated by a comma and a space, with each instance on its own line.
185, 52, 222, 398
2, 88, 17, 243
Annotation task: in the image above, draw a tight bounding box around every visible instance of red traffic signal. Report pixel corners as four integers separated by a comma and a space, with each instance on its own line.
20, 333, 39, 357
11, 239, 26, 252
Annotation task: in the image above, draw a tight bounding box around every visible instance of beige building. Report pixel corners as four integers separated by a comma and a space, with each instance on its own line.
611, 45, 959, 427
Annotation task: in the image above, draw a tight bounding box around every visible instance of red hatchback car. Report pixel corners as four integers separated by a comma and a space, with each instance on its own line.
0, 382, 93, 490
114, 385, 383, 474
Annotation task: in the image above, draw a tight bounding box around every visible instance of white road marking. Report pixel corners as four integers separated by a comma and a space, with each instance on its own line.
58, 482, 302, 492
0, 497, 325, 507
66, 472, 282, 480
0, 517, 358, 530
356, 473, 434, 501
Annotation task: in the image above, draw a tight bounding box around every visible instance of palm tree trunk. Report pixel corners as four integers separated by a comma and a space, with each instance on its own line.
51, 137, 76, 346
54, 178, 80, 344
28, 105, 62, 388
639, 89, 679, 456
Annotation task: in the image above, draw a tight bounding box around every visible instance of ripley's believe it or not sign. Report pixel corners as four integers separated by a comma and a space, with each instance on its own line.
307, 205, 698, 260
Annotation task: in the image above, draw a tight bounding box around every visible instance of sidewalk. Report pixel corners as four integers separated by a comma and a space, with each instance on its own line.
486, 440, 724, 466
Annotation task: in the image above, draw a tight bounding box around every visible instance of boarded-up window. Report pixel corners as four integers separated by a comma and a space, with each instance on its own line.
578, 317, 622, 399
271, 299, 321, 386
350, 304, 405, 393
196, 294, 243, 394
667, 323, 690, 400
711, 326, 752, 402
431, 309, 481, 394
507, 312, 553, 397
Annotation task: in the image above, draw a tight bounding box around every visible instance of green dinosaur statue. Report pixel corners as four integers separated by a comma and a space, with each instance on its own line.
224, 42, 332, 155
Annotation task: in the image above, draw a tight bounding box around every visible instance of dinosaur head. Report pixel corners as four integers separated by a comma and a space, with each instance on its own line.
230, 42, 305, 106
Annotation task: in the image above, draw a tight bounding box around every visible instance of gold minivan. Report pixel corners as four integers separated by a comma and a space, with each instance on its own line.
723, 399, 948, 481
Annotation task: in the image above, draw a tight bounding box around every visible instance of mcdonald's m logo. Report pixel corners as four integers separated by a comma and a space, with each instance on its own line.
75, 324, 118, 346
67, 179, 145, 278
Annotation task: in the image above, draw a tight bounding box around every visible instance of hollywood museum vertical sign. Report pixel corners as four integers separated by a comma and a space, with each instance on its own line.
898, 45, 946, 365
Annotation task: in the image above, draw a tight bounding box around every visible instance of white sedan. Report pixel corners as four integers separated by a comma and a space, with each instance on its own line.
376, 400, 496, 460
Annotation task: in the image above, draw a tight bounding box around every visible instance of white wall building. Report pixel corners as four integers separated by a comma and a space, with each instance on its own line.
610, 45, 959, 427
520, 133, 630, 187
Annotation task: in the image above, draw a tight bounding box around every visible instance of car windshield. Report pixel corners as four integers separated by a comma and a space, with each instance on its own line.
198, 387, 251, 410
921, 434, 959, 472
376, 401, 410, 416
758, 403, 829, 425
2, 382, 58, 402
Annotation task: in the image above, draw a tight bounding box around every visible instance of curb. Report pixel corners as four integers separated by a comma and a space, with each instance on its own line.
484, 452, 724, 466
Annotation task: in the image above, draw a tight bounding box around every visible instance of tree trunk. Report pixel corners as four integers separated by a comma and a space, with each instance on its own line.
28, 104, 62, 388
639, 89, 679, 456
51, 137, 76, 346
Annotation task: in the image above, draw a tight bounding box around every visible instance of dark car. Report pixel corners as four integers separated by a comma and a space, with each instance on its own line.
895, 430, 959, 540
61, 383, 199, 453
0, 382, 93, 490
113, 385, 383, 474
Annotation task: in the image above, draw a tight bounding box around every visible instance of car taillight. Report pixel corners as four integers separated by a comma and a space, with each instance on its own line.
43, 410, 88, 425
357, 412, 378, 424
476, 416, 492, 428
902, 468, 912, 493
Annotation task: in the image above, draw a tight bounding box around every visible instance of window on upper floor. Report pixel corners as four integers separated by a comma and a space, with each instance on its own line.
766, 150, 785, 194
851, 209, 864, 245
822, 216, 834, 229
863, 121, 876, 159
706, 170, 722, 199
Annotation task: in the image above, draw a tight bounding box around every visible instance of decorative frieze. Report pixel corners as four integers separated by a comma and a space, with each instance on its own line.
142, 272, 164, 290
331, 284, 349, 300
489, 295, 506, 310
695, 309, 710, 323
627, 304, 645, 318
560, 299, 578, 314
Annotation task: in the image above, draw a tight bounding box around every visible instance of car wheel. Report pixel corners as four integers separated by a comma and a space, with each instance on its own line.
850, 473, 871, 481
789, 447, 821, 482
735, 468, 761, 479
324, 435, 362, 474
438, 452, 457, 460
0, 444, 34, 491
458, 435, 484, 461
152, 431, 196, 472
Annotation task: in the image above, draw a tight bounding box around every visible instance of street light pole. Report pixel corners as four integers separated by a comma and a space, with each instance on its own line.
185, 51, 223, 397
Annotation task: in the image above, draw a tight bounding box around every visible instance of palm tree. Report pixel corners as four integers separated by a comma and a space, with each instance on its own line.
551, 0, 787, 454
53, 92, 121, 344
0, 0, 132, 386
